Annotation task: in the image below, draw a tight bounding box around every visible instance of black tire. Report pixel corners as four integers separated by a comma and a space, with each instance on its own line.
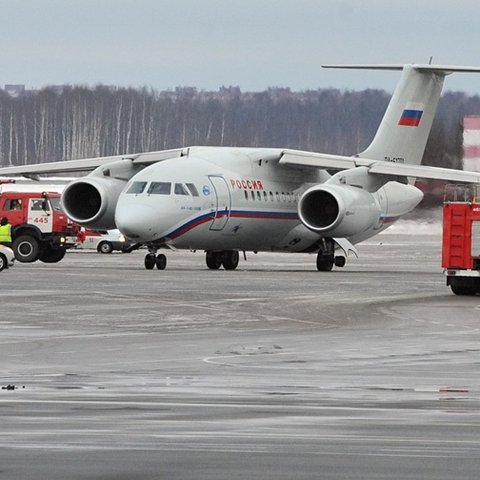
0, 253, 6, 271
98, 241, 113, 254
334, 256, 346, 268
206, 251, 222, 270
450, 277, 477, 295
222, 250, 239, 270
144, 254, 155, 270
316, 252, 334, 271
156, 254, 167, 270
12, 235, 41, 263
39, 247, 67, 263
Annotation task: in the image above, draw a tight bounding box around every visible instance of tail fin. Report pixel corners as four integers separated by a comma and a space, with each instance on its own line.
323, 64, 480, 165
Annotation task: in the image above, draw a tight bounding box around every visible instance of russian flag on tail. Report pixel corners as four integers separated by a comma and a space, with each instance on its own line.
398, 103, 424, 127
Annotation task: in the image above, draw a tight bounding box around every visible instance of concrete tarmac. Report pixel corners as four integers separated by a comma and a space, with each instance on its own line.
1, 223, 480, 479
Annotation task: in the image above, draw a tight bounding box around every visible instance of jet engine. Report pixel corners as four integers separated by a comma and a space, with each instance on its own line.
62, 159, 142, 229
298, 184, 381, 237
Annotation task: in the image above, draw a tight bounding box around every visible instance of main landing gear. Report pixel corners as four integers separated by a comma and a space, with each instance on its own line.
144, 246, 167, 270
206, 250, 239, 270
316, 238, 346, 272
143, 248, 241, 271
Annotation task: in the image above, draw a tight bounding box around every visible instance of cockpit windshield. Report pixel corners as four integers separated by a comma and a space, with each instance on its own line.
186, 183, 199, 197
147, 182, 171, 195
174, 183, 189, 195
126, 181, 147, 194
125, 180, 199, 197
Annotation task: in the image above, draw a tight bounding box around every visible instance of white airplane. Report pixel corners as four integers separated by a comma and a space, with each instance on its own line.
1, 64, 480, 271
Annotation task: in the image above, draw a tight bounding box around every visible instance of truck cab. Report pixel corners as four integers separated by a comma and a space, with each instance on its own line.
0, 190, 80, 263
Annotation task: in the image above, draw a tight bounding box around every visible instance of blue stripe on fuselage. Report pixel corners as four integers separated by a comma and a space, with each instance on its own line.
163, 209, 299, 240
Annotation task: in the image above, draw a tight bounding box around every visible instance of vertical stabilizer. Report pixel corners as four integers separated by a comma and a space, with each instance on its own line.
359, 65, 444, 165
323, 64, 480, 166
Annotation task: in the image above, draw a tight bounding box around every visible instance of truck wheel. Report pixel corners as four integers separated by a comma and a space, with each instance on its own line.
39, 247, 67, 263
0, 253, 6, 271
450, 277, 477, 295
98, 241, 113, 254
12, 235, 41, 263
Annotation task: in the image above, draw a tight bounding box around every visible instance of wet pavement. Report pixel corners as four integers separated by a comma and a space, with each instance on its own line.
1, 224, 479, 479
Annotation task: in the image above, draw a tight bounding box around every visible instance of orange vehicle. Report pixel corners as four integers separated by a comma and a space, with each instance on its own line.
0, 186, 80, 263
442, 184, 480, 295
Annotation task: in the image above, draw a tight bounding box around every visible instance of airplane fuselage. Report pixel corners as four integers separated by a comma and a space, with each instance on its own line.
114, 147, 423, 253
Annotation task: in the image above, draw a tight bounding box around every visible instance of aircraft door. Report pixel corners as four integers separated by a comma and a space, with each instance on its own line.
208, 175, 231, 231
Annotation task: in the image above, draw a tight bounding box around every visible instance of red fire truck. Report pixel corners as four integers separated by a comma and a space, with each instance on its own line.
442, 184, 480, 295
0, 185, 80, 263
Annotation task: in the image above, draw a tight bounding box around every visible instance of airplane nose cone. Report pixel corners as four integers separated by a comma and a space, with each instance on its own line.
115, 204, 159, 241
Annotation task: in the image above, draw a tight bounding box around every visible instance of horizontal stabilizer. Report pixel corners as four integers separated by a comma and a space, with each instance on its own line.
322, 64, 480, 74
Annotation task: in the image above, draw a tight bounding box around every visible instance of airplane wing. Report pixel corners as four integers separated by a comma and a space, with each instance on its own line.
280, 149, 480, 184
0, 148, 186, 176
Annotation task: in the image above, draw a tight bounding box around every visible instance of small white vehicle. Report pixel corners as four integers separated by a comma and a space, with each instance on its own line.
0, 245, 15, 271
76, 229, 132, 254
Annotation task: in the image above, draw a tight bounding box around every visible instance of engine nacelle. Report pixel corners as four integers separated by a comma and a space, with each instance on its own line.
61, 158, 142, 229
62, 176, 126, 229
298, 184, 381, 237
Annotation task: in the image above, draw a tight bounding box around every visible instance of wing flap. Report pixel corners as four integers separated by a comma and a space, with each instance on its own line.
280, 149, 480, 184
280, 150, 357, 170
369, 162, 480, 183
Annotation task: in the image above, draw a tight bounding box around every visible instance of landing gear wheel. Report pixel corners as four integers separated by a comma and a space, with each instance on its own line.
206, 251, 222, 270
155, 254, 167, 270
39, 247, 67, 263
316, 252, 334, 271
316, 238, 335, 272
144, 254, 156, 270
334, 256, 346, 268
222, 250, 239, 270
12, 235, 41, 263
0, 253, 6, 271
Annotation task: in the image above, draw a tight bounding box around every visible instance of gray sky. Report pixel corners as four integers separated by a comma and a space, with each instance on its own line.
2, 0, 480, 94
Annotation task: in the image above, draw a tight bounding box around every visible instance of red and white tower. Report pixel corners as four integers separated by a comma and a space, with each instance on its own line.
463, 116, 480, 172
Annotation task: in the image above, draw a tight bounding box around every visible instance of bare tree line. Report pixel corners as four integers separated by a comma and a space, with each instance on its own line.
1, 85, 479, 168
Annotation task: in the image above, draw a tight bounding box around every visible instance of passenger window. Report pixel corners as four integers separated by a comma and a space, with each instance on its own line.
175, 183, 189, 195
186, 183, 199, 197
263, 191, 268, 201
269, 191, 274, 201
251, 191, 255, 201
148, 182, 171, 195
256, 191, 261, 201
126, 181, 147, 194
244, 191, 249, 200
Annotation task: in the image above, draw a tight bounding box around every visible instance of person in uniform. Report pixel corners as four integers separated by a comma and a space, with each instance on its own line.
0, 216, 12, 247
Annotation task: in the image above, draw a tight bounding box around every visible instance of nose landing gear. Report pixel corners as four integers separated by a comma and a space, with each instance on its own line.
144, 247, 167, 270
